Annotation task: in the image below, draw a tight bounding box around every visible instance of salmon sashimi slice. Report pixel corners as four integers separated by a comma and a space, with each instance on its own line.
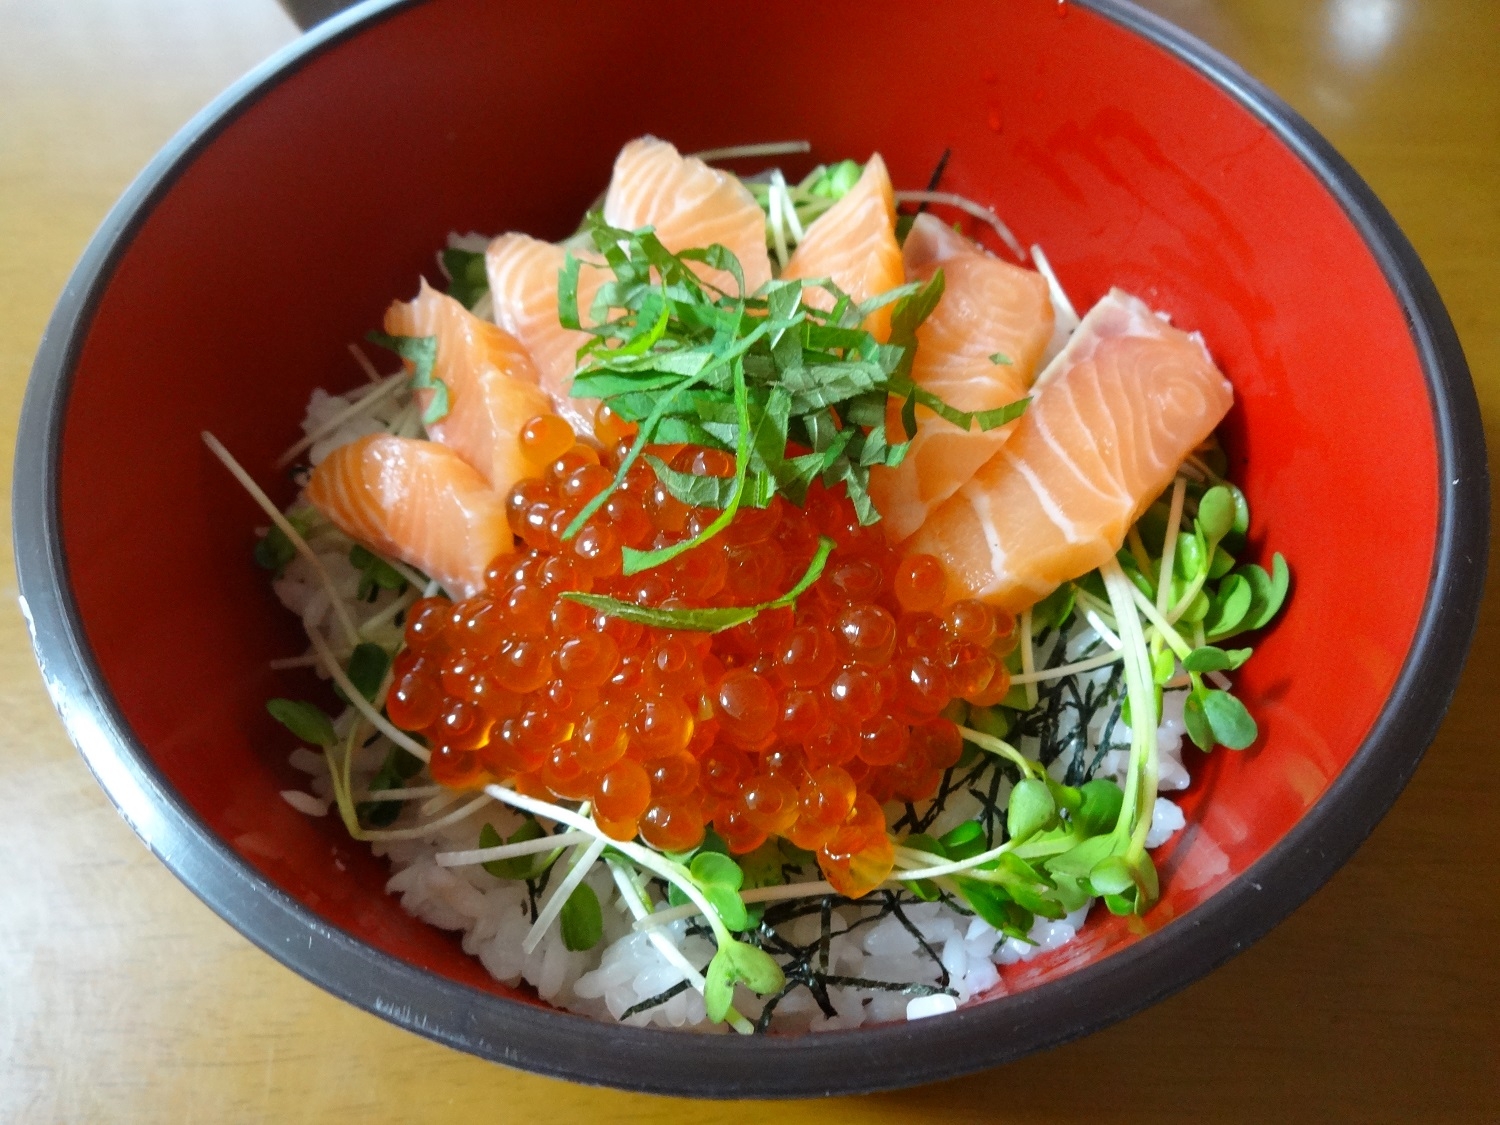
384, 280, 551, 497
306, 434, 511, 599
602, 136, 772, 296
867, 213, 1055, 541
486, 233, 609, 438
781, 154, 903, 340
906, 289, 1234, 613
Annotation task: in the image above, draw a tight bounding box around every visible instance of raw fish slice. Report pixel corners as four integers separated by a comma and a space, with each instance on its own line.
384, 280, 551, 496
781, 154, 903, 340
906, 289, 1233, 613
603, 136, 772, 295
486, 233, 609, 437
868, 214, 1054, 541
306, 434, 511, 598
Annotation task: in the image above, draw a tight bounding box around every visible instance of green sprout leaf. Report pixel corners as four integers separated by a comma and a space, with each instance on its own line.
334, 642, 390, 705
1174, 531, 1205, 580
691, 850, 749, 932
1202, 690, 1258, 749
958, 880, 1034, 941
349, 544, 407, 600
810, 159, 862, 199
1197, 486, 1236, 543
266, 699, 335, 748
1046, 833, 1119, 878
356, 746, 424, 828
1182, 645, 1252, 673
1074, 778, 1125, 838
1240, 553, 1291, 632
1203, 573, 1253, 638
1152, 648, 1177, 685
254, 524, 297, 576
440, 247, 489, 309
1207, 545, 1236, 579
705, 941, 786, 1022
899, 834, 947, 900
1131, 851, 1160, 905
1227, 482, 1251, 536
967, 705, 1011, 741
560, 882, 604, 951
1031, 582, 1076, 632
1183, 689, 1215, 750
1047, 780, 1083, 813
1088, 855, 1136, 897
1007, 778, 1056, 842
939, 820, 988, 861
1050, 872, 1092, 914
478, 819, 553, 880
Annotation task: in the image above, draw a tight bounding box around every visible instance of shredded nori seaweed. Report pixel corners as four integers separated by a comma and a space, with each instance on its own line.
621, 616, 1131, 1030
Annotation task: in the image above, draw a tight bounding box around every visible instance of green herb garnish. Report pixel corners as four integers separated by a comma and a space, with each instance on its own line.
266, 699, 335, 748
559, 882, 604, 951
478, 819, 557, 881
561, 535, 834, 633
357, 745, 424, 828
349, 544, 407, 601
365, 330, 450, 425
440, 247, 489, 310
554, 215, 1026, 579
333, 642, 390, 706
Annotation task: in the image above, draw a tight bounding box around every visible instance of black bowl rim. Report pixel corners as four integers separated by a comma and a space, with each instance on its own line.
13, 0, 1488, 1099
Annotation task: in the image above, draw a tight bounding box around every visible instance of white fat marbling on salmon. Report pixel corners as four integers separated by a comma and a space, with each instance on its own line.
868, 213, 1054, 542
908, 289, 1233, 613
385, 280, 550, 496
485, 233, 606, 438
603, 136, 772, 295
781, 155, 903, 341
306, 434, 512, 599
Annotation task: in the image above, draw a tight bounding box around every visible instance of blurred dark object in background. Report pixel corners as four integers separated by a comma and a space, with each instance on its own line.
276, 0, 1238, 47
278, 0, 354, 29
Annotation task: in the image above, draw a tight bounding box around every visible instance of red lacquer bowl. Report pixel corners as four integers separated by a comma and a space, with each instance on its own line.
14, 0, 1487, 1096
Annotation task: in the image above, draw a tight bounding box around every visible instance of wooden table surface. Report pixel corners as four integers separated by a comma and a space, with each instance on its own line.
3, 1, 1496, 1120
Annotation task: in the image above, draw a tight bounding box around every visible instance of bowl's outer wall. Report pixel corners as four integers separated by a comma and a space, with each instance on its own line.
16, 0, 1485, 1098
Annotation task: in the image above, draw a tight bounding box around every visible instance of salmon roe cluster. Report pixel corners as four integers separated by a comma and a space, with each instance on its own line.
387, 407, 1017, 897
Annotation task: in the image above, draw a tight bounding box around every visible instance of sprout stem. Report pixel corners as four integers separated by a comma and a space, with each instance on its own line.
691, 140, 811, 162
202, 431, 360, 647
893, 190, 1025, 260
1126, 526, 1153, 577
275, 372, 405, 468
1157, 476, 1187, 614
304, 625, 430, 762
1127, 581, 1193, 659
436, 830, 591, 867
957, 725, 1043, 780
1100, 558, 1158, 857
483, 785, 734, 950
606, 860, 756, 1035
1019, 608, 1039, 709
523, 836, 608, 954
1008, 648, 1121, 686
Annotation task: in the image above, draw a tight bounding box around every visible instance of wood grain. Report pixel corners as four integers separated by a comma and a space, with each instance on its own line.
2, 1, 1495, 1120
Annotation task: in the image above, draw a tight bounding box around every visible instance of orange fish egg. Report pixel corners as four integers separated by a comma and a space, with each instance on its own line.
395, 443, 1015, 898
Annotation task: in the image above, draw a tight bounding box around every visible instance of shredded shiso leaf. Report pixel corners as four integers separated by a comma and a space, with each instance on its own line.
552, 216, 1027, 579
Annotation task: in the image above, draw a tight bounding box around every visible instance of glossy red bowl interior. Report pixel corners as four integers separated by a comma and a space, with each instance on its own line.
18, 0, 1484, 1097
